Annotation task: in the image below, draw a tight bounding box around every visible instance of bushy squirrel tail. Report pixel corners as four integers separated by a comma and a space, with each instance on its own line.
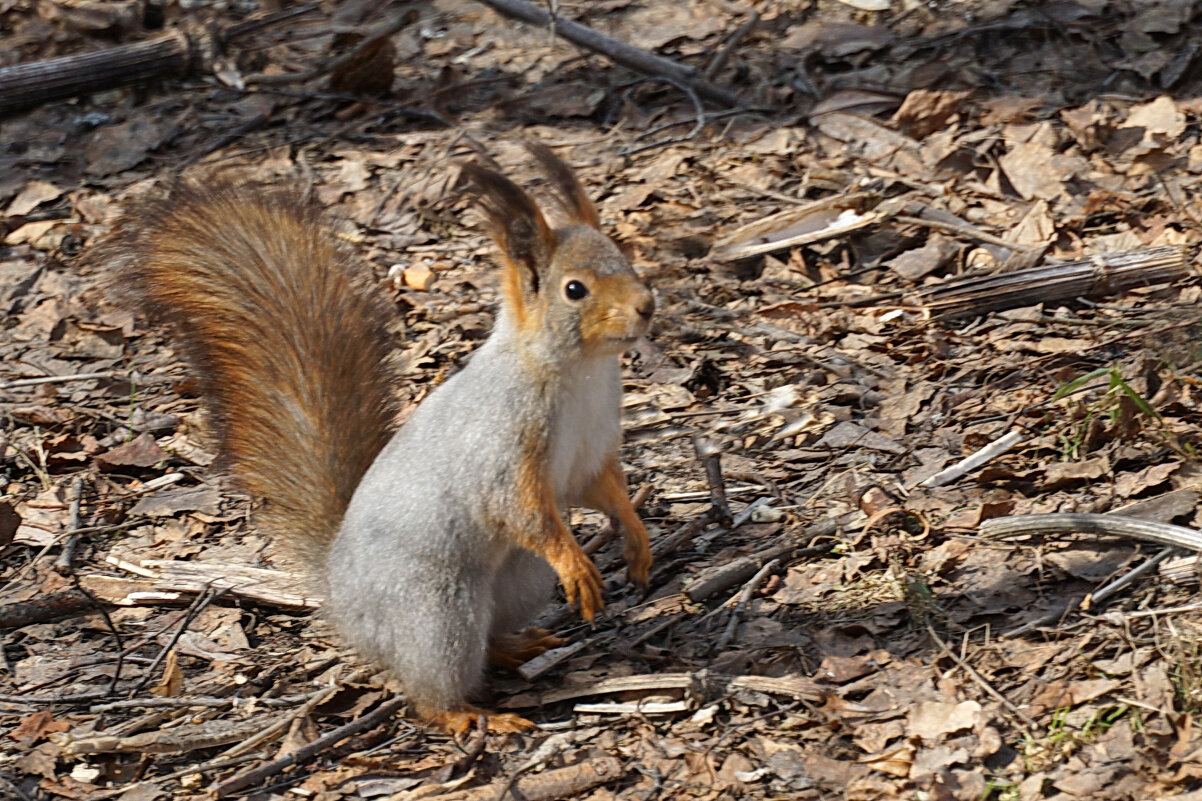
102, 181, 398, 574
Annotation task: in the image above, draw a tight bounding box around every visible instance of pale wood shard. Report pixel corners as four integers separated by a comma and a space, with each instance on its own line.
55, 718, 268, 755
713, 192, 880, 260
105, 555, 321, 610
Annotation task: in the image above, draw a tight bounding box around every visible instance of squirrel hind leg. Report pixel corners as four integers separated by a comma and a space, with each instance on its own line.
419, 705, 536, 734
490, 546, 557, 635
488, 627, 568, 670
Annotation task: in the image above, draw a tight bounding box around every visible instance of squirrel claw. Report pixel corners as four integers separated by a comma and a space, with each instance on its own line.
554, 546, 604, 621
623, 521, 652, 590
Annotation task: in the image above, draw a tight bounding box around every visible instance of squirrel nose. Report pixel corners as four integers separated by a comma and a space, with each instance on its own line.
636, 291, 655, 322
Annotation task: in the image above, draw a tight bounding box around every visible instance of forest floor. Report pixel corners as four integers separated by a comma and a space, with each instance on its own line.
5, 0, 1202, 799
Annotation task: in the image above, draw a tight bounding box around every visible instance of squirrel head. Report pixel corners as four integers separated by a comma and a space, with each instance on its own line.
461, 143, 655, 363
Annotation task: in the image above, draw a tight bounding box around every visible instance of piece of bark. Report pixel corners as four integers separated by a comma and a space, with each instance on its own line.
913, 245, 1190, 319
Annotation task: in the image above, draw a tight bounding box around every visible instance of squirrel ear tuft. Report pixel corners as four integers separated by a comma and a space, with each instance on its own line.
523, 140, 601, 229
461, 162, 556, 297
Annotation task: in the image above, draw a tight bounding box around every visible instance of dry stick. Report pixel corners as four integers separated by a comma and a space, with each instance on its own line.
1111, 601, 1202, 620
246, 9, 416, 85
1087, 547, 1176, 609
688, 539, 833, 603
211, 697, 406, 797
919, 429, 1024, 488
703, 10, 759, 81
982, 514, 1202, 636
90, 754, 263, 801
219, 686, 342, 758
475, 0, 742, 108
0, 689, 112, 705
1, 372, 115, 390
714, 558, 779, 652
130, 586, 224, 696
892, 214, 1038, 254
70, 575, 126, 695
1003, 597, 1086, 640
54, 476, 86, 575
926, 622, 1038, 731
91, 693, 314, 712
618, 76, 708, 156
692, 434, 732, 526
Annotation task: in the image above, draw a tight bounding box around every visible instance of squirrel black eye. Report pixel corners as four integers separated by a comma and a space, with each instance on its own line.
564, 280, 589, 301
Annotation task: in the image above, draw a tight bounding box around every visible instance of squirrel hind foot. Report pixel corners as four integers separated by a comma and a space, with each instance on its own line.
488, 627, 568, 671
420, 705, 536, 734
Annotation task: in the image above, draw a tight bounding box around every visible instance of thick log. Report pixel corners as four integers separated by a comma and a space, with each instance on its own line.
0, 29, 212, 117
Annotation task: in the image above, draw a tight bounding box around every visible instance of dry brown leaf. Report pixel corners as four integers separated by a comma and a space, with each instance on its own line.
906, 700, 982, 742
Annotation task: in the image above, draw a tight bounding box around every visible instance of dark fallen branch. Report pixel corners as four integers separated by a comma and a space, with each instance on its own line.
0, 588, 101, 630
475, 0, 743, 108
0, 3, 321, 117
0, 30, 204, 117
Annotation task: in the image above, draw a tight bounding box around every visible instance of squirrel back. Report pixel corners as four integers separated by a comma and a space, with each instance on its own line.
102, 182, 398, 573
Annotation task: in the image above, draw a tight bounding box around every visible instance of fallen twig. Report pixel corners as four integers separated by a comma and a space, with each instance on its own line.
692, 434, 732, 526
212, 696, 406, 797
55, 718, 268, 755
90, 693, 314, 713
703, 10, 759, 81
1, 372, 115, 390
926, 622, 1037, 731
1087, 547, 1175, 609
715, 557, 779, 652
130, 585, 224, 696
476, 0, 742, 107
919, 429, 1024, 488
246, 8, 416, 86
893, 214, 1038, 255
53, 476, 86, 575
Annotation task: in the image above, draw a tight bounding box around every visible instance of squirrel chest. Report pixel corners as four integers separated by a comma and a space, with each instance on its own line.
550, 355, 622, 503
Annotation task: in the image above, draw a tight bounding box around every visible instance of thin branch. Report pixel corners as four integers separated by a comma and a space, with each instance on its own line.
476, 0, 743, 107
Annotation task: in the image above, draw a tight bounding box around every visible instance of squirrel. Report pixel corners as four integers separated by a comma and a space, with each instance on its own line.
101, 143, 656, 733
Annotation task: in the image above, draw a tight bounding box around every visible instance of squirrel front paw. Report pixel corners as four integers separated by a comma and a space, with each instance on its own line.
622, 518, 652, 590
555, 547, 604, 621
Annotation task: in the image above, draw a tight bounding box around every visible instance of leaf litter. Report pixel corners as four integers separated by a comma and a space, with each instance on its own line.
5, 0, 1202, 799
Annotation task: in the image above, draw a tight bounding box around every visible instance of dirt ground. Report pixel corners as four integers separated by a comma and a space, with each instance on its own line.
5, 0, 1202, 798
